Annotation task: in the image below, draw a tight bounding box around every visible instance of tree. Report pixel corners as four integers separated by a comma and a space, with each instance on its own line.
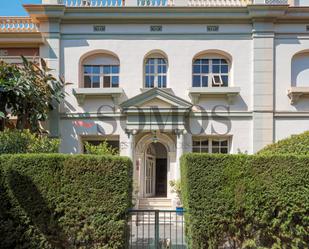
0, 57, 65, 133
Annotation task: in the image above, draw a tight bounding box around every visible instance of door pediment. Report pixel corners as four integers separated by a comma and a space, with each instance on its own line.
120, 88, 192, 111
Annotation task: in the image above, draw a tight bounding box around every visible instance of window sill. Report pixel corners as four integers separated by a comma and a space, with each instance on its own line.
188, 87, 241, 104
287, 87, 309, 105
73, 88, 124, 105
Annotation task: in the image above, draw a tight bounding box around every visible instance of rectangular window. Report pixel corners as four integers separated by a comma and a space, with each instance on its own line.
192, 137, 229, 154
83, 65, 119, 88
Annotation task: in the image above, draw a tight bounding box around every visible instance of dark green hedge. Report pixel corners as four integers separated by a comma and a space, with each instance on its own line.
181, 153, 309, 249
0, 154, 132, 249
258, 130, 309, 155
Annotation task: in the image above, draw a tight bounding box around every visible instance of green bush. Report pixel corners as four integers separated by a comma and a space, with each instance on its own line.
181, 153, 309, 249
0, 129, 59, 154
0, 154, 132, 249
258, 130, 309, 155
84, 141, 118, 155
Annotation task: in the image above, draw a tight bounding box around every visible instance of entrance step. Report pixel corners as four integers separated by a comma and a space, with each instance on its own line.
138, 198, 172, 210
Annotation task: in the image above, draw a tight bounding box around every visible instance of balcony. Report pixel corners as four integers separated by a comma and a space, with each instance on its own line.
0, 17, 38, 32
52, 0, 292, 7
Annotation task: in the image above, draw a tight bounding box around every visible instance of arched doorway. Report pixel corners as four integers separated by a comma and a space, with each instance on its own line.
144, 142, 168, 197
135, 132, 176, 200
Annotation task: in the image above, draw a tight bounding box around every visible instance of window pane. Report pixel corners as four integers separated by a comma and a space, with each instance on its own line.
221, 76, 228, 86
162, 76, 166, 88
193, 76, 201, 87
212, 140, 220, 146
103, 76, 110, 88
221, 65, 228, 73
212, 59, 220, 64
193, 65, 201, 74
221, 59, 228, 64
112, 65, 119, 74
92, 66, 100, 74
84, 66, 92, 74
192, 140, 200, 146
201, 59, 209, 64
84, 76, 91, 88
162, 65, 167, 74
201, 140, 209, 146
201, 65, 209, 73
200, 147, 209, 153
221, 148, 228, 154
103, 66, 110, 74
112, 76, 119, 87
212, 147, 220, 154
212, 65, 220, 73
221, 140, 228, 146
93, 76, 100, 88
212, 75, 222, 87
202, 76, 208, 87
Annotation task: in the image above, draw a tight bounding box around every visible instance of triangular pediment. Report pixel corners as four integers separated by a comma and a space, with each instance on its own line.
120, 88, 192, 110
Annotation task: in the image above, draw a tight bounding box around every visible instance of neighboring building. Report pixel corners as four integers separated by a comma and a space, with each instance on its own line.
1, 0, 309, 208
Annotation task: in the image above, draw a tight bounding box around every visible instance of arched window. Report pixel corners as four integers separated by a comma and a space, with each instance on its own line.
82, 53, 120, 88
291, 52, 309, 87
144, 53, 167, 88
192, 54, 229, 87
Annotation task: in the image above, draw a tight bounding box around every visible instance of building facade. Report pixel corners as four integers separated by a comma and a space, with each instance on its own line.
1, 0, 309, 207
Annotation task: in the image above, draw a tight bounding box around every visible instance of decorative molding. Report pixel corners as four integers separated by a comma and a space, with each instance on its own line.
73, 87, 124, 106
188, 87, 241, 105
287, 87, 309, 104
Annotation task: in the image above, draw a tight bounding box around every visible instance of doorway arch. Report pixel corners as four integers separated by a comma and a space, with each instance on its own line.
135, 133, 176, 199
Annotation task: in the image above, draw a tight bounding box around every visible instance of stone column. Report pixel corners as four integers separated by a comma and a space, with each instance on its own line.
252, 21, 275, 152
175, 129, 184, 180
126, 129, 136, 161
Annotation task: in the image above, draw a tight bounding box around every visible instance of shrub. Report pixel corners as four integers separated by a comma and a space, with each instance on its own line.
0, 129, 59, 154
0, 154, 132, 249
84, 141, 118, 155
181, 153, 309, 249
258, 130, 309, 155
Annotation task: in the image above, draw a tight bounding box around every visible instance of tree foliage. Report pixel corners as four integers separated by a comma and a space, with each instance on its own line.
0, 129, 60, 154
0, 57, 65, 133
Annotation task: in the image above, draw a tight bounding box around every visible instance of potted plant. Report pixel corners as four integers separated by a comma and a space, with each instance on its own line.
169, 180, 183, 214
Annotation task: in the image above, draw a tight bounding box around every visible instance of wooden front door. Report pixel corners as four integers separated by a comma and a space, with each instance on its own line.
145, 154, 156, 197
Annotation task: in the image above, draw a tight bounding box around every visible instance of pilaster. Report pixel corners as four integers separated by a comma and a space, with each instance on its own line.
252, 21, 275, 152
39, 20, 61, 137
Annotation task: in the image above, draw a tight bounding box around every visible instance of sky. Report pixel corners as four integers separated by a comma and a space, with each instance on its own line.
0, 0, 41, 16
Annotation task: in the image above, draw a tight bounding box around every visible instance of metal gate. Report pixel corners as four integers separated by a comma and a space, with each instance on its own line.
126, 209, 187, 249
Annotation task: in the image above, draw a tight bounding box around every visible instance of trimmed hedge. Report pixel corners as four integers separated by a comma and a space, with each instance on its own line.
0, 154, 132, 249
181, 153, 309, 249
258, 130, 309, 155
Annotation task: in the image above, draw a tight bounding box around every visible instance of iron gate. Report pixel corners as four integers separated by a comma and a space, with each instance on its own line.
126, 209, 187, 249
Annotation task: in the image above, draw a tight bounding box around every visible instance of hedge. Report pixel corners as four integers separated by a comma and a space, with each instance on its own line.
181, 153, 309, 249
258, 130, 309, 155
0, 154, 132, 249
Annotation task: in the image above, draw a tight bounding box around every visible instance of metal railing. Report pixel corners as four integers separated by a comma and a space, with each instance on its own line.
126, 209, 187, 248
0, 17, 38, 32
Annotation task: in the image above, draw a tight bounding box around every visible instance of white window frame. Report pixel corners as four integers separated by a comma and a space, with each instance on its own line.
192, 58, 229, 88
192, 137, 230, 154
144, 57, 167, 88
83, 65, 119, 88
